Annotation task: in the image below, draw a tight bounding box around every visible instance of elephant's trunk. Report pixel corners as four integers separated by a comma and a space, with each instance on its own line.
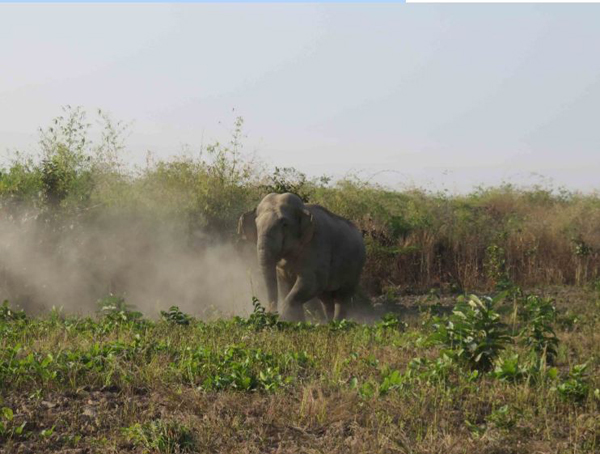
257, 239, 279, 313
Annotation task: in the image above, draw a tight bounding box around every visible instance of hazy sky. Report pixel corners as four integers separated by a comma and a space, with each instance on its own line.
1, 4, 600, 192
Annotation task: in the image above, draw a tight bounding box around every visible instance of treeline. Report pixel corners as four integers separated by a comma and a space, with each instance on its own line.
2, 107, 600, 297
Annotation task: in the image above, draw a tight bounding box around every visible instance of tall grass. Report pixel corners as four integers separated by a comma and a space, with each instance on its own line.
2, 107, 600, 298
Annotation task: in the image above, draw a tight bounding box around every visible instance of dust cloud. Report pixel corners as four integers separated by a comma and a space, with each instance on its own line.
0, 208, 264, 318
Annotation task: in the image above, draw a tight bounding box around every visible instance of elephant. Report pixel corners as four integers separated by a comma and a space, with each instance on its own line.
237, 192, 366, 322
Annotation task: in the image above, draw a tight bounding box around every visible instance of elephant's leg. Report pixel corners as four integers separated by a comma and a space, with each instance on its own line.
319, 292, 335, 322
281, 275, 318, 322
333, 291, 354, 321
333, 302, 347, 321
275, 269, 293, 313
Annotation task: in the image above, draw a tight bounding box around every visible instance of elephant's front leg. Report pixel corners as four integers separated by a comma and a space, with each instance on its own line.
281, 274, 318, 322
275, 268, 293, 313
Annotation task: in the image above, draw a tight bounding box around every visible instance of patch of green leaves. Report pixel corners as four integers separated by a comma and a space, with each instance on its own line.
180, 344, 309, 392
555, 363, 591, 403
97, 295, 143, 324
235, 298, 283, 331
0, 301, 27, 323
160, 306, 192, 326
0, 407, 28, 440
518, 295, 559, 364
430, 294, 511, 372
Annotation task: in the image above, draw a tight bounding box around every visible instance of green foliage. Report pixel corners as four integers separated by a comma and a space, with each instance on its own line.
180, 345, 302, 392
261, 166, 314, 202
0, 406, 28, 440
485, 243, 513, 290
160, 306, 192, 326
328, 319, 358, 332
555, 363, 591, 403
430, 294, 511, 371
0, 301, 27, 323
486, 405, 518, 431
235, 298, 283, 331
375, 313, 407, 331
518, 295, 559, 363
97, 295, 143, 324
378, 369, 405, 395
492, 353, 528, 383
123, 419, 195, 453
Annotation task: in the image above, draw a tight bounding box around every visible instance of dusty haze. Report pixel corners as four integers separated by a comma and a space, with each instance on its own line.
0, 207, 263, 318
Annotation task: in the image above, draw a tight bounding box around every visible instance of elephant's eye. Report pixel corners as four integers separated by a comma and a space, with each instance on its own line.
281, 219, 288, 228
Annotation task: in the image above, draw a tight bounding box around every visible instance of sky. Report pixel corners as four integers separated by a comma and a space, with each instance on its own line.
1, 3, 600, 192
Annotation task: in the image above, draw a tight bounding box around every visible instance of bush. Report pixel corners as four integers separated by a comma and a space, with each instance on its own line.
4, 107, 600, 305
430, 294, 511, 371
518, 295, 559, 363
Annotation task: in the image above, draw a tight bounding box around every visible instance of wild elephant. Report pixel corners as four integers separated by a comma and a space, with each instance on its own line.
238, 192, 366, 321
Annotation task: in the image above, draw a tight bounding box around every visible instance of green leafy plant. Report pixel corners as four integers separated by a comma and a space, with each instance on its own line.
378, 369, 405, 395
485, 243, 512, 290
430, 294, 511, 371
376, 313, 407, 331
236, 298, 283, 331
328, 319, 358, 332
180, 344, 298, 392
261, 166, 313, 202
555, 363, 590, 402
492, 353, 528, 383
97, 295, 143, 323
518, 295, 559, 363
487, 405, 518, 430
160, 306, 192, 326
0, 301, 27, 323
0, 407, 27, 440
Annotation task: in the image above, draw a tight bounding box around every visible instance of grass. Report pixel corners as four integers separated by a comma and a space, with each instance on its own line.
0, 287, 598, 454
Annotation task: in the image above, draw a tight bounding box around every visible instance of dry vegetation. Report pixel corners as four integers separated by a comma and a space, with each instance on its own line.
0, 107, 599, 453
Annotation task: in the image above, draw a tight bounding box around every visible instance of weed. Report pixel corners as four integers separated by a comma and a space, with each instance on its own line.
160, 306, 192, 326
0, 301, 27, 323
0, 407, 28, 440
492, 353, 528, 383
328, 319, 358, 332
555, 363, 591, 403
376, 313, 407, 331
235, 297, 283, 331
519, 295, 559, 363
430, 294, 511, 371
123, 419, 195, 453
180, 345, 295, 392
97, 295, 143, 324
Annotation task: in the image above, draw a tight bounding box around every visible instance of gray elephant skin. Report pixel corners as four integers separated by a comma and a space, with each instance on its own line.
238, 193, 366, 321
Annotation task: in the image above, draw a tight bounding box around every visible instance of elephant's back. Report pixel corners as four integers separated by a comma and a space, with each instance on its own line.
307, 205, 366, 287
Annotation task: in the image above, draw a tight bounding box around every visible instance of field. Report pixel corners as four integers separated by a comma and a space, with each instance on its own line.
0, 288, 598, 454
0, 109, 599, 453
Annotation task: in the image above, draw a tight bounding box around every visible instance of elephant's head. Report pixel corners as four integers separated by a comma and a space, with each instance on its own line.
238, 193, 314, 311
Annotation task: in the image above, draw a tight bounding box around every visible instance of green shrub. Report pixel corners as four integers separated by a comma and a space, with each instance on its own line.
555, 363, 591, 403
430, 294, 511, 372
97, 295, 143, 324
519, 295, 559, 363
160, 306, 193, 326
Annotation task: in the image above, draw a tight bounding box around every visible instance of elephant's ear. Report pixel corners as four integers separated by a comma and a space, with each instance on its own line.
299, 209, 315, 246
238, 209, 257, 243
